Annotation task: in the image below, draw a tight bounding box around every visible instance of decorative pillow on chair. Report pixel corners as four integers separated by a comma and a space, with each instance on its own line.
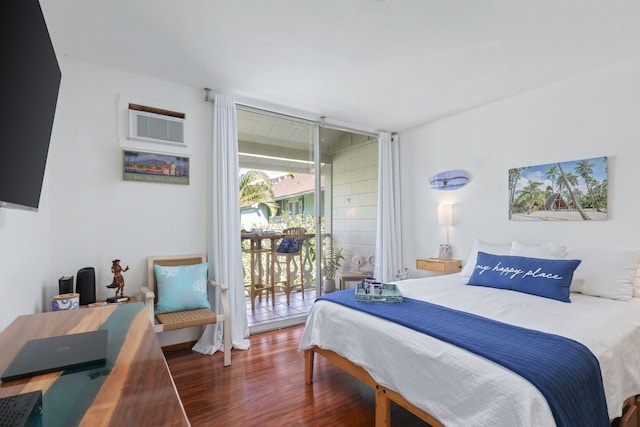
276, 238, 305, 254
467, 252, 581, 303
154, 262, 211, 314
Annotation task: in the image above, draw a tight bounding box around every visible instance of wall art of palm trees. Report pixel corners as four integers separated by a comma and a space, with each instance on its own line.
508, 156, 607, 221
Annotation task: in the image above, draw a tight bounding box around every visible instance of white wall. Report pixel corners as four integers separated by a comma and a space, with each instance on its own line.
331, 140, 378, 273
47, 59, 210, 304
0, 187, 50, 331
0, 58, 212, 340
400, 58, 640, 277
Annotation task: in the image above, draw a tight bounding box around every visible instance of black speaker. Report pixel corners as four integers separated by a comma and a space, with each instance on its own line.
76, 267, 96, 305
58, 276, 73, 294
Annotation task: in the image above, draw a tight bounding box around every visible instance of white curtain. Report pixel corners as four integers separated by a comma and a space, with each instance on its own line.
193, 93, 250, 354
374, 132, 403, 283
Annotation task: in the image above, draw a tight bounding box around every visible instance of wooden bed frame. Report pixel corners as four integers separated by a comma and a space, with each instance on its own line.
304, 346, 639, 427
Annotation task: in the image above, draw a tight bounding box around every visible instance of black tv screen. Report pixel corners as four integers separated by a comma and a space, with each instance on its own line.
1, 0, 61, 211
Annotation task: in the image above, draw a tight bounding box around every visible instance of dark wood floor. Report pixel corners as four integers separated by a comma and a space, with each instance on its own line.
164, 325, 431, 427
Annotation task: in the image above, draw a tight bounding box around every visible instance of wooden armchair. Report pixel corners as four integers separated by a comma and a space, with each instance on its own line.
141, 253, 231, 366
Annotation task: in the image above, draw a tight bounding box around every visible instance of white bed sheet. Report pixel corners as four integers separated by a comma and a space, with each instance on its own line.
299, 273, 640, 426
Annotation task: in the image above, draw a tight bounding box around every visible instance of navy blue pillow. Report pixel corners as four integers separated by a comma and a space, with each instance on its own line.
276, 238, 304, 253
467, 252, 581, 302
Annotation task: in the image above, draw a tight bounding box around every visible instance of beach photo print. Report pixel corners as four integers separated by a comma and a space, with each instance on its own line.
508, 156, 607, 221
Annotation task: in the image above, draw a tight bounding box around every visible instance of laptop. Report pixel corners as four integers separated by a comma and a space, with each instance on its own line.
0, 390, 42, 427
1, 329, 108, 382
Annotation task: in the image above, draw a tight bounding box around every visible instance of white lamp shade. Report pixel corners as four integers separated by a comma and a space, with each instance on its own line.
438, 204, 453, 227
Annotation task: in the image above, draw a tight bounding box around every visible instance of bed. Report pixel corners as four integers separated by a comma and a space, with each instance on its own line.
299, 242, 640, 427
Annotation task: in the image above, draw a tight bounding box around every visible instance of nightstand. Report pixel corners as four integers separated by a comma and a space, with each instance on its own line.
416, 258, 462, 274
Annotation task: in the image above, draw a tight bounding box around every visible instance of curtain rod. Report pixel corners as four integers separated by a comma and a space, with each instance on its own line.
204, 87, 383, 138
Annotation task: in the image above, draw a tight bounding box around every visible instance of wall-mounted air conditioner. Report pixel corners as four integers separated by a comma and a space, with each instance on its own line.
128, 109, 186, 147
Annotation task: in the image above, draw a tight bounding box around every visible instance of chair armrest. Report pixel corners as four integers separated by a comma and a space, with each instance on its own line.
140, 286, 156, 325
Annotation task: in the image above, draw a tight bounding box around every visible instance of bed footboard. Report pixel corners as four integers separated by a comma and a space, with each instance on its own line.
304, 346, 443, 427
304, 346, 639, 427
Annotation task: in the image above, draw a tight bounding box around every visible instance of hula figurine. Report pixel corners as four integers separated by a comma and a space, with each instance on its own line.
106, 259, 129, 299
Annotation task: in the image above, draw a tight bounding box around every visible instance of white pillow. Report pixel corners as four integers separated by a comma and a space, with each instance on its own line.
510, 241, 567, 259
460, 238, 512, 277
567, 246, 640, 301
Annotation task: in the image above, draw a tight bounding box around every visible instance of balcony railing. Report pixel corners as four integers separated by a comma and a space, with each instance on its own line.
241, 232, 331, 309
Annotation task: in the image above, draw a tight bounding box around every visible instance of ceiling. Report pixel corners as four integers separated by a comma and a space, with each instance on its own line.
40, 0, 640, 132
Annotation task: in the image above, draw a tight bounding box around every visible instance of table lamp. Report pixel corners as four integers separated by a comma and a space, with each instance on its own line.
438, 204, 453, 260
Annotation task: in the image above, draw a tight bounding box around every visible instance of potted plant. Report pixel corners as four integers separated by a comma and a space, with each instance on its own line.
322, 247, 345, 293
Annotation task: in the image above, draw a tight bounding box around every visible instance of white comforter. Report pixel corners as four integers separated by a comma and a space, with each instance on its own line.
299, 274, 640, 426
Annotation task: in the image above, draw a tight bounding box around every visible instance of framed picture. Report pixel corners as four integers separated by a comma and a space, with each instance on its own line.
508, 156, 607, 221
123, 150, 189, 185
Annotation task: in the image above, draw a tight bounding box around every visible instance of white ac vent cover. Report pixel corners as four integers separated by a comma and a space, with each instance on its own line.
128, 109, 185, 146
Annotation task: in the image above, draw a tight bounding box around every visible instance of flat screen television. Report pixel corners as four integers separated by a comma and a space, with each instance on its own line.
1, 0, 61, 211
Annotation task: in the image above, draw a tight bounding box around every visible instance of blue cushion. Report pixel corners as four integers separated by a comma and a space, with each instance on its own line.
276, 238, 304, 253
154, 262, 211, 314
467, 252, 581, 302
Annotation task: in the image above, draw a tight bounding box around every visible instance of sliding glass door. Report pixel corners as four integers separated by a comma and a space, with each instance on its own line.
319, 127, 379, 286
237, 109, 319, 332
237, 108, 378, 333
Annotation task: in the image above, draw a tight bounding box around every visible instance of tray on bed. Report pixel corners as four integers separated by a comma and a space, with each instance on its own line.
355, 282, 403, 303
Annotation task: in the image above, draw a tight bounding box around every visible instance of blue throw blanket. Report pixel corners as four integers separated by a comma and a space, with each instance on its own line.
319, 290, 609, 427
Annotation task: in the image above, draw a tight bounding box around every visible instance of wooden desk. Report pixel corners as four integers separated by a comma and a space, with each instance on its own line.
0, 303, 189, 427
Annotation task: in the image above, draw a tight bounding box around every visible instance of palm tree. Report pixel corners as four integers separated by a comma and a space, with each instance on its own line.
591, 178, 608, 211
516, 180, 544, 214
508, 168, 523, 219
239, 170, 278, 217
557, 162, 590, 220
558, 171, 579, 205
545, 164, 560, 195
575, 159, 602, 212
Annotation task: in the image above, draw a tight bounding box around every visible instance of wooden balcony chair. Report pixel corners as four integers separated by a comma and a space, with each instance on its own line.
142, 253, 231, 366
242, 236, 277, 311
270, 227, 306, 305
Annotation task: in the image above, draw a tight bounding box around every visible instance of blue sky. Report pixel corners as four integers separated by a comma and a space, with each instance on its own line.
513, 157, 607, 194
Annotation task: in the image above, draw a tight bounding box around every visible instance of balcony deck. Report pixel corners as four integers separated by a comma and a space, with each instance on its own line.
246, 288, 316, 330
